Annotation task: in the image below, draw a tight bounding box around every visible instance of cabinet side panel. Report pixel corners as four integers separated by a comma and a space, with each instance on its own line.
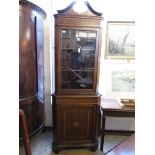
19, 10, 38, 98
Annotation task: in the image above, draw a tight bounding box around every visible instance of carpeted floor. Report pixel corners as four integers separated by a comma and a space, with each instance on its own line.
19, 131, 129, 155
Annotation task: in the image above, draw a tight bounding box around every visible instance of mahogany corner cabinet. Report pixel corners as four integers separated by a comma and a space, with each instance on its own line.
52, 1, 103, 153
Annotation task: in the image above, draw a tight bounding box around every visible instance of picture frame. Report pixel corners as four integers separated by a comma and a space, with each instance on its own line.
111, 70, 135, 92
100, 64, 135, 99
105, 21, 135, 60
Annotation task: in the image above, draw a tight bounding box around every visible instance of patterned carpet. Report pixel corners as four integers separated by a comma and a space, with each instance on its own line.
19, 131, 129, 155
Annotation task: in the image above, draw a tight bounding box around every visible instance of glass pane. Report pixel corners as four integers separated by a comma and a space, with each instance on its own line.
61, 29, 96, 89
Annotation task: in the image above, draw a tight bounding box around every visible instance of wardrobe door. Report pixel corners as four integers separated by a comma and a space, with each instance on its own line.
19, 11, 37, 99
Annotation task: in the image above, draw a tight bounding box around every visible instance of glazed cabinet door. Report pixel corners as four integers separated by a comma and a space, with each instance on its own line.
55, 28, 100, 95
61, 29, 96, 90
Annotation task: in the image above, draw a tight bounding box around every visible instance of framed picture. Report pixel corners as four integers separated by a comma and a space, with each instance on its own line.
111, 70, 135, 92
105, 21, 135, 59
100, 64, 135, 99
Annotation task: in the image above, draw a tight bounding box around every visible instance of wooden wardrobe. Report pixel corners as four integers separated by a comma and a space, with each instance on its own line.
19, 0, 46, 139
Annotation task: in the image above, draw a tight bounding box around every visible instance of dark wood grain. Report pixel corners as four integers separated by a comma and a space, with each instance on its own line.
19, 7, 37, 99
19, 0, 46, 18
19, 0, 46, 139
52, 94, 101, 153
19, 109, 32, 155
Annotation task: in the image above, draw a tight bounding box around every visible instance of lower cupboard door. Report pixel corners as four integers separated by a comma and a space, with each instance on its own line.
59, 105, 97, 143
